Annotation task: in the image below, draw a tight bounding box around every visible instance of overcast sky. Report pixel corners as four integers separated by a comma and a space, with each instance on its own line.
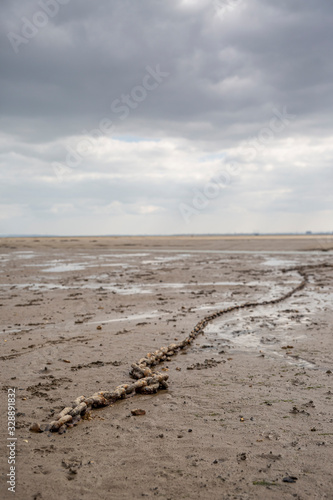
1, 0, 332, 235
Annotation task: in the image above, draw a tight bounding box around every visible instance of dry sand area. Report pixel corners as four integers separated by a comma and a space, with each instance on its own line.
0, 235, 333, 500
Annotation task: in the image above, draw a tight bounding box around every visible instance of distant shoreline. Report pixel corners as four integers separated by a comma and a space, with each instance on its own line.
1, 233, 333, 240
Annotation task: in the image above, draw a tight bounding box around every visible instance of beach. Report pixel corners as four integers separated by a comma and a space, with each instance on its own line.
0, 235, 332, 500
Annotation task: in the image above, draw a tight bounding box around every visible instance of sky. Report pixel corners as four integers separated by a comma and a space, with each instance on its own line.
1, 0, 332, 235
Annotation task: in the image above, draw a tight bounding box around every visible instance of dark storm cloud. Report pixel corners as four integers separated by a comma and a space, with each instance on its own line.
2, 0, 333, 139
0, 0, 332, 234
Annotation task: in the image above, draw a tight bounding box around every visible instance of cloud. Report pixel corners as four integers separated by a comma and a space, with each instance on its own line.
0, 0, 332, 234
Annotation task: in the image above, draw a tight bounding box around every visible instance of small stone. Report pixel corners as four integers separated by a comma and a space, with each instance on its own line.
131, 409, 146, 416
283, 476, 298, 483
29, 423, 42, 433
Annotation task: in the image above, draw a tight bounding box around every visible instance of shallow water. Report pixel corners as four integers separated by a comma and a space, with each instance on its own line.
43, 263, 87, 272
0, 279, 300, 295
3, 248, 329, 278
88, 310, 165, 324
204, 282, 332, 369
262, 257, 298, 267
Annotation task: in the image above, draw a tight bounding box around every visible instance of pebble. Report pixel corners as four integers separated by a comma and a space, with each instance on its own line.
283, 476, 298, 483
29, 423, 42, 433
131, 409, 146, 416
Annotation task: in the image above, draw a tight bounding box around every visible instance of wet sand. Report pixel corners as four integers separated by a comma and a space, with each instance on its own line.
0, 236, 332, 500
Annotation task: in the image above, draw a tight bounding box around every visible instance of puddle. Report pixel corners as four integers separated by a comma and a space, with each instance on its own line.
92, 263, 132, 267
142, 254, 191, 265
88, 310, 166, 325
99, 253, 149, 258
12, 251, 35, 259
270, 350, 317, 370
1, 327, 32, 335
193, 301, 231, 312
97, 285, 151, 295
0, 282, 152, 295
13, 251, 35, 254
0, 283, 70, 291
39, 260, 133, 272
43, 263, 87, 272
28, 263, 131, 271
157, 281, 244, 289
263, 258, 298, 267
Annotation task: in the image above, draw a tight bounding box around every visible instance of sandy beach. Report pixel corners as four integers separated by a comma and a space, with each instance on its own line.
1, 235, 332, 500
